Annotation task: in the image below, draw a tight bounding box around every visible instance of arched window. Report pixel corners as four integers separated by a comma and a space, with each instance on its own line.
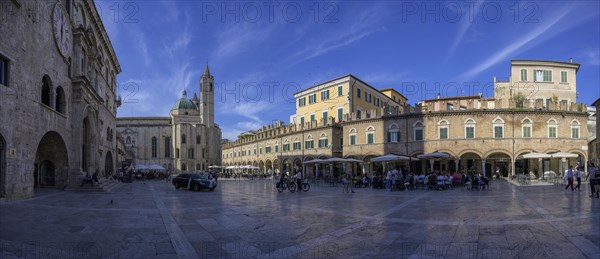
438, 120, 449, 139
413, 121, 424, 141
106, 128, 110, 141
181, 163, 187, 171
164, 137, 171, 158
151, 137, 157, 158
387, 123, 399, 143
181, 134, 186, 144
570, 120, 580, 139
305, 135, 314, 149
547, 119, 558, 138
55, 86, 65, 113
41, 76, 51, 106
521, 118, 532, 138
196, 163, 201, 170
318, 133, 329, 148
493, 117, 505, 138
464, 119, 476, 139
196, 135, 201, 144
126, 136, 131, 144
366, 126, 375, 144
349, 128, 357, 145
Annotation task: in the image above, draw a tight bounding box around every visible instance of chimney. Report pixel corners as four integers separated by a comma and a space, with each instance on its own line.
569, 58, 573, 63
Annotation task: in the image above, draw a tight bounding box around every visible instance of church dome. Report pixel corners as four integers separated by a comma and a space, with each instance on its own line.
171, 90, 197, 111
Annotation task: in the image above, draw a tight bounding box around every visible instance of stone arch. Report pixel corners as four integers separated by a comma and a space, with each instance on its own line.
388, 123, 399, 129
457, 149, 484, 158
410, 150, 424, 157
104, 151, 114, 176
521, 117, 532, 124
0, 133, 5, 197
436, 149, 457, 157
485, 151, 512, 177
35, 131, 69, 189
464, 118, 476, 124
482, 149, 512, 159
348, 128, 356, 133
344, 153, 360, 159
362, 154, 380, 176
492, 116, 505, 123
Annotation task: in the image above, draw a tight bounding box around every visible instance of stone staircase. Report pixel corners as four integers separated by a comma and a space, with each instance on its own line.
64, 179, 122, 192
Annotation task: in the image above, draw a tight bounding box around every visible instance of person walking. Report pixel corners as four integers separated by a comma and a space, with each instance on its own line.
575, 167, 582, 192
565, 166, 574, 192
585, 167, 597, 197
341, 172, 349, 193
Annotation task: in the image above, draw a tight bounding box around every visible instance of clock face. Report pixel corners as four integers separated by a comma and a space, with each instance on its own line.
53, 4, 72, 58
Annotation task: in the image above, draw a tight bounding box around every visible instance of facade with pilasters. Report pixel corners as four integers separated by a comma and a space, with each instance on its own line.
222, 60, 590, 179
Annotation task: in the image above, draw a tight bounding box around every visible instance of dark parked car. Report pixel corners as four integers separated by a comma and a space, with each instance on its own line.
172, 172, 217, 191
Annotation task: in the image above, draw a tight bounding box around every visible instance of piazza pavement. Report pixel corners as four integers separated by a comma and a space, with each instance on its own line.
0, 179, 598, 259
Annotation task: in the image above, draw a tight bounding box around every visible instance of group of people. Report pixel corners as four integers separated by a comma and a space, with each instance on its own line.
367, 169, 489, 192
564, 164, 600, 198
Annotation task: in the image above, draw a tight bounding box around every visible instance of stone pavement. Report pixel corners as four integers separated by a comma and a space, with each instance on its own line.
0, 179, 598, 258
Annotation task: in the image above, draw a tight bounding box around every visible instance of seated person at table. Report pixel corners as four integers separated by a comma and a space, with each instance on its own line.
436, 174, 445, 190
81, 172, 93, 187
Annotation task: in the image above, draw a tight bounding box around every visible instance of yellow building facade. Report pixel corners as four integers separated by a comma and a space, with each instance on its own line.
222, 60, 590, 179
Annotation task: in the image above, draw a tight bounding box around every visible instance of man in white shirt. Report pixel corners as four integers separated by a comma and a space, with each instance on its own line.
565, 166, 574, 191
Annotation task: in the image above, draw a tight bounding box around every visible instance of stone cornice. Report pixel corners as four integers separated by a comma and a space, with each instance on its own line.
83, 0, 121, 73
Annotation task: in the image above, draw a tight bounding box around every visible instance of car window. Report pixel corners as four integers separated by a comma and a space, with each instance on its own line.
179, 174, 189, 179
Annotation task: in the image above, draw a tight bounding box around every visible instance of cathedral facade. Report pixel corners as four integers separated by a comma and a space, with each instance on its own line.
116, 66, 222, 172
0, 0, 121, 198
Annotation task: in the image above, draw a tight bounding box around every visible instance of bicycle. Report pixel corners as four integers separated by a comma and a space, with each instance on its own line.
276, 178, 297, 193
300, 179, 310, 192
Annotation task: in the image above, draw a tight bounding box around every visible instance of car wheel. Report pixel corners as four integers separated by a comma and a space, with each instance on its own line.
210, 187, 215, 191
174, 183, 180, 189
193, 184, 201, 192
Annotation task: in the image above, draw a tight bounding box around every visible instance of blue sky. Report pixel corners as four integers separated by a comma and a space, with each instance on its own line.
95, 1, 600, 140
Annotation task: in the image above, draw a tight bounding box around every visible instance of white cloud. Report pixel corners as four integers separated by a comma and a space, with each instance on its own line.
458, 5, 596, 80
361, 71, 409, 85
214, 23, 274, 60
285, 6, 386, 65
445, 0, 485, 61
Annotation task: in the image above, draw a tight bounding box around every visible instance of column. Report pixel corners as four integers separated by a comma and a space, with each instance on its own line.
329, 163, 334, 178
538, 158, 543, 178
454, 160, 459, 173
429, 160, 434, 172
510, 157, 515, 177
302, 164, 306, 178
561, 158, 567, 175
584, 157, 588, 173
481, 159, 486, 177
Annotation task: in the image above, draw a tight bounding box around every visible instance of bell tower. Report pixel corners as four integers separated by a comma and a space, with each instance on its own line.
199, 63, 214, 127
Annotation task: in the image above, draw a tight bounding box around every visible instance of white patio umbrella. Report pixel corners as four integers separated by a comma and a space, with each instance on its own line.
135, 164, 149, 170
518, 152, 551, 159
148, 164, 166, 171
550, 152, 578, 158
325, 157, 363, 163
371, 154, 413, 162
417, 152, 452, 159
302, 159, 326, 164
